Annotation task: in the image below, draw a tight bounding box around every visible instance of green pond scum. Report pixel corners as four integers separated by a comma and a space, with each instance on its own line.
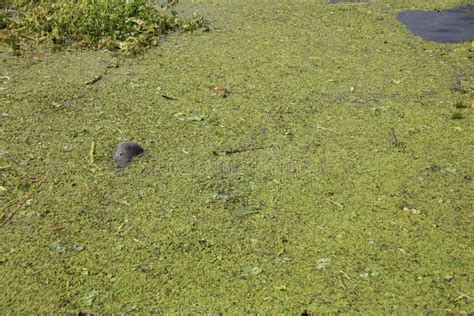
0, 0, 473, 313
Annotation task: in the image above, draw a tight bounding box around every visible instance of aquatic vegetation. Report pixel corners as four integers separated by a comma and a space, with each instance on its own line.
454, 101, 467, 109
0, 0, 472, 313
0, 0, 208, 54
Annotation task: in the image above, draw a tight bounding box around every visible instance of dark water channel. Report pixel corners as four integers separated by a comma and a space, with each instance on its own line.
397, 6, 474, 43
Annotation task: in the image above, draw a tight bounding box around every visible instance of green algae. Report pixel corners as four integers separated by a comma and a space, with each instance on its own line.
0, 0, 473, 313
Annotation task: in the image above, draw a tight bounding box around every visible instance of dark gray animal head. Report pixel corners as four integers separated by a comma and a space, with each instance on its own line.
113, 142, 145, 168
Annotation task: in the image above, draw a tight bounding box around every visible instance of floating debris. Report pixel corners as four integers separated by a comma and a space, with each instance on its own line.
328, 0, 368, 4
179, 115, 206, 122
161, 94, 178, 100
213, 145, 270, 156
1, 176, 48, 227
316, 258, 331, 270
211, 85, 231, 98
85, 74, 102, 85
242, 266, 262, 277
403, 207, 420, 214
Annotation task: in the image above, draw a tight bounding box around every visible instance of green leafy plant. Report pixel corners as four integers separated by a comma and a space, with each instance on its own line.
0, 0, 208, 54
454, 101, 467, 109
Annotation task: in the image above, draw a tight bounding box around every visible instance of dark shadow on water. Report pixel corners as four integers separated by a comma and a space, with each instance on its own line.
397, 6, 474, 43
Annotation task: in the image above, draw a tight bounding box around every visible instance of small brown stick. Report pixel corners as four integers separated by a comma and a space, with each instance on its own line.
339, 270, 351, 281
328, 199, 344, 208
213, 145, 269, 156
1, 176, 47, 227
316, 124, 333, 131
52, 226, 65, 232
210, 85, 231, 98
161, 94, 178, 100
390, 128, 399, 146
455, 290, 473, 301
272, 187, 283, 202
85, 74, 102, 85
338, 275, 347, 289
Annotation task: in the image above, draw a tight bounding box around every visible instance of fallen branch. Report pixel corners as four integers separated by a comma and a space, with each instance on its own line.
455, 290, 473, 301
328, 199, 344, 208
390, 128, 399, 146
213, 145, 270, 156
1, 176, 48, 227
161, 94, 178, 100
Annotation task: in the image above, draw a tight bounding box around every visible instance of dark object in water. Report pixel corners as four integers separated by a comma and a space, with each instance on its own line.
113, 142, 145, 168
397, 6, 474, 43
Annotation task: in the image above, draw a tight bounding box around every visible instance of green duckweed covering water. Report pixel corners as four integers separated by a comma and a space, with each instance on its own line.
0, 0, 472, 313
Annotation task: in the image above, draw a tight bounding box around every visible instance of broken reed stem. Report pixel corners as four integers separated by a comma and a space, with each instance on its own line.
89, 141, 95, 164
390, 128, 399, 146
1, 176, 48, 227
213, 145, 271, 156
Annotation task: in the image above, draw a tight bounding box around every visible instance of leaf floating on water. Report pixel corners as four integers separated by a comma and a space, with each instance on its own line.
243, 266, 262, 277
180, 115, 206, 122
403, 207, 420, 214
0, 149, 10, 157
73, 245, 85, 252
274, 285, 287, 291
82, 290, 98, 306
350, 210, 359, 219
233, 206, 254, 217
316, 258, 331, 270
126, 304, 137, 312
48, 241, 66, 254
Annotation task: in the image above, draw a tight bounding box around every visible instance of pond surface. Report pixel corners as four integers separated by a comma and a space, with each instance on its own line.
397, 6, 474, 43
328, 0, 368, 3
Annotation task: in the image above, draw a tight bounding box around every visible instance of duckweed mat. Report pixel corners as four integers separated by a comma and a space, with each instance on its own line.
0, 0, 472, 313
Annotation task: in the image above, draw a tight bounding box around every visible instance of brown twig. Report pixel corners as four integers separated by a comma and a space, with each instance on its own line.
210, 85, 231, 98
161, 94, 178, 100
455, 290, 473, 301
1, 176, 48, 227
328, 199, 344, 208
390, 128, 399, 146
213, 145, 269, 156
339, 270, 351, 281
